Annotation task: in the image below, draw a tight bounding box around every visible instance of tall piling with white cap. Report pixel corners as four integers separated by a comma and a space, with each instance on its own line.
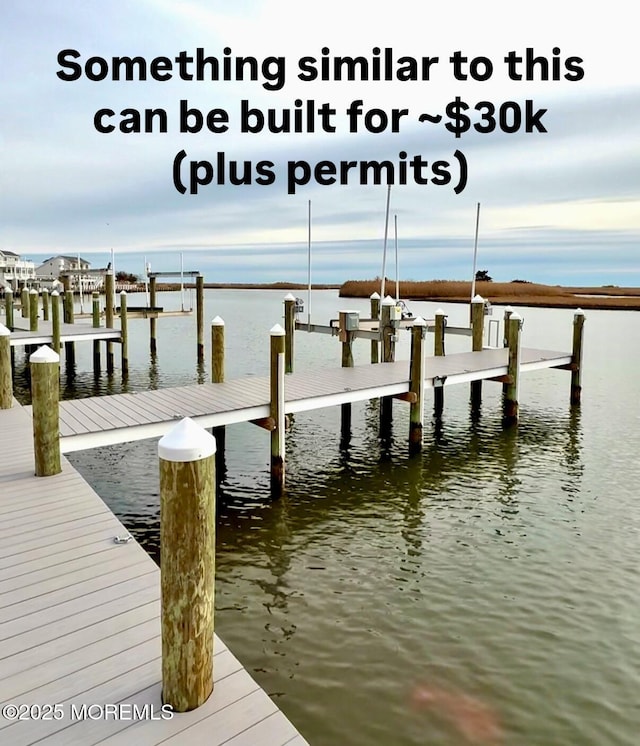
503, 312, 523, 423
0, 324, 12, 409
283, 294, 296, 374
434, 308, 446, 417
270, 324, 286, 495
29, 289, 39, 332
409, 317, 426, 452
370, 291, 380, 364
570, 309, 585, 405
470, 294, 485, 412
380, 295, 396, 437
159, 417, 216, 712
51, 291, 61, 353
211, 316, 226, 473
29, 345, 61, 477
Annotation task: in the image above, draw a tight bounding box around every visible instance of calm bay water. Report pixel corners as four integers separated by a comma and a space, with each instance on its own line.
14, 290, 640, 745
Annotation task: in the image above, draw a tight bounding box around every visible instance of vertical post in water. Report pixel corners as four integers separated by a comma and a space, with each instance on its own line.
380, 295, 396, 437
159, 418, 216, 712
502, 306, 514, 395
196, 275, 205, 363
30, 346, 61, 477
470, 294, 485, 413
64, 283, 76, 367
211, 316, 226, 470
42, 288, 49, 321
51, 291, 61, 353
29, 289, 39, 332
370, 291, 380, 364
149, 274, 157, 354
283, 294, 296, 374
5, 289, 14, 331
120, 291, 129, 376
409, 317, 426, 453
339, 310, 357, 437
503, 312, 522, 424
570, 309, 585, 405
0, 324, 12, 409
21, 286, 29, 319
105, 270, 115, 373
270, 324, 286, 496
92, 291, 101, 374
434, 308, 446, 417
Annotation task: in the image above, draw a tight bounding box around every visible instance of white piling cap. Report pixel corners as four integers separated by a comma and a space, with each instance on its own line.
504, 305, 514, 313
120, 290, 127, 296
284, 293, 297, 301
158, 417, 216, 462
270, 323, 285, 336
211, 315, 225, 326
51, 290, 59, 296
0, 323, 9, 336
435, 308, 445, 316
575, 308, 585, 316
510, 312, 523, 321
29, 345, 59, 364
370, 291, 381, 300
381, 295, 395, 306
472, 294, 484, 303
339, 309, 359, 315
412, 316, 426, 327
29, 288, 38, 295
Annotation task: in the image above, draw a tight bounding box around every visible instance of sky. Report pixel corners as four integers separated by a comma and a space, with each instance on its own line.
2, 0, 639, 285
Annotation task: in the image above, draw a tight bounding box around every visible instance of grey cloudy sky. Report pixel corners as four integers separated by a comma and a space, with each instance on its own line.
2, 0, 638, 283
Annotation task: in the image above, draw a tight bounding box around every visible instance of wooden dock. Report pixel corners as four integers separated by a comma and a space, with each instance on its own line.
0, 401, 309, 745
54, 347, 573, 453
9, 321, 121, 349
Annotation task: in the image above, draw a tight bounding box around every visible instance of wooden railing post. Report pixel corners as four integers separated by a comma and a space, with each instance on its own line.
270, 324, 286, 496
503, 312, 522, 424
283, 294, 296, 374
0, 324, 12, 409
570, 309, 585, 405
159, 417, 216, 712
30, 346, 61, 477
370, 291, 380, 364
409, 317, 426, 452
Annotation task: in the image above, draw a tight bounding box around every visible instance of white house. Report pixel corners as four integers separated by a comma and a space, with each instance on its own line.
35, 255, 101, 290
0, 250, 36, 290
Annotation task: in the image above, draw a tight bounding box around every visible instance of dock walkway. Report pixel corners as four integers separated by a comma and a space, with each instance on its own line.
0, 402, 309, 745
9, 321, 121, 348
57, 347, 572, 453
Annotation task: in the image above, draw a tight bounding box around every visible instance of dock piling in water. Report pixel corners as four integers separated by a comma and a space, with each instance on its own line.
409, 317, 426, 452
105, 270, 115, 373
159, 417, 216, 712
470, 294, 485, 412
270, 324, 286, 496
51, 291, 61, 353
92, 291, 101, 374
284, 294, 296, 374
120, 291, 129, 376
149, 274, 157, 354
0, 324, 11, 409
196, 275, 205, 362
211, 316, 226, 471
434, 309, 446, 417
21, 287, 29, 318
30, 345, 61, 477
370, 291, 380, 364
503, 312, 523, 424
380, 295, 397, 437
42, 288, 49, 321
571, 309, 585, 405
339, 309, 357, 438
4, 289, 14, 331
29, 289, 39, 332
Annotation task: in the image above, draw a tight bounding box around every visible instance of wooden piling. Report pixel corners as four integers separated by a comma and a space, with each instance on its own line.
92, 291, 101, 373
211, 316, 226, 470
570, 309, 585, 405
196, 275, 205, 362
42, 288, 49, 321
4, 289, 13, 331
0, 324, 12, 409
29, 289, 39, 332
50, 291, 61, 354
339, 310, 357, 436
470, 294, 485, 412
283, 294, 296, 374
30, 346, 61, 477
380, 295, 396, 436
409, 317, 426, 453
105, 270, 115, 373
64, 288, 76, 366
370, 291, 380, 364
502, 306, 514, 395
21, 287, 29, 318
503, 312, 522, 424
434, 308, 446, 417
149, 275, 157, 354
270, 324, 286, 496
159, 417, 216, 712
120, 291, 129, 376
